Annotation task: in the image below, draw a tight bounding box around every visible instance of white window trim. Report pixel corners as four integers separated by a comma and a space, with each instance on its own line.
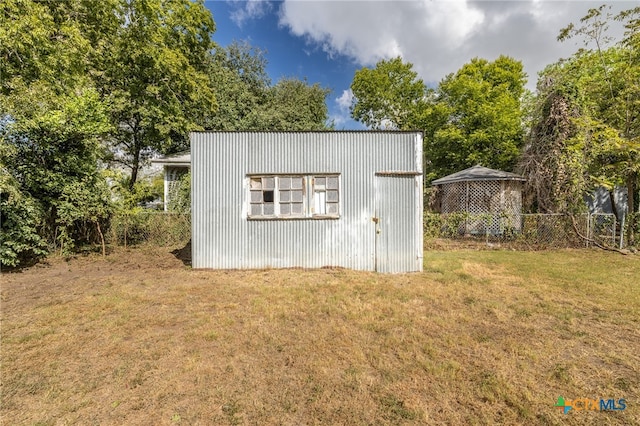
247, 174, 340, 220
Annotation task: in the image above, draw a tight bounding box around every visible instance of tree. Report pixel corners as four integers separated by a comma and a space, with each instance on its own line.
425, 56, 527, 181
205, 41, 271, 131
1, 86, 112, 259
96, 0, 218, 188
349, 56, 527, 182
205, 42, 331, 131
1, 0, 114, 264
259, 78, 330, 130
518, 60, 587, 213
350, 57, 428, 130
522, 5, 640, 242
0, 164, 48, 268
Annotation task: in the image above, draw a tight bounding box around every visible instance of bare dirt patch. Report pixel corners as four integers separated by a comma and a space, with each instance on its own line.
2, 247, 638, 425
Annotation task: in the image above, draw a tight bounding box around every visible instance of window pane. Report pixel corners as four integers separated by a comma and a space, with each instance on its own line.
250, 178, 262, 189
327, 176, 339, 189
263, 190, 275, 203
250, 204, 262, 216
280, 190, 290, 202
327, 203, 339, 215
327, 190, 339, 202
291, 177, 303, 189
291, 190, 303, 202
263, 203, 274, 215
279, 177, 291, 189
314, 191, 326, 215
250, 190, 262, 203
262, 177, 275, 189
291, 203, 303, 214
315, 177, 326, 188
280, 204, 290, 215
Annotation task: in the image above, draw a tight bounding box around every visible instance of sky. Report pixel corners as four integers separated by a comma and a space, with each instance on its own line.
204, 0, 634, 130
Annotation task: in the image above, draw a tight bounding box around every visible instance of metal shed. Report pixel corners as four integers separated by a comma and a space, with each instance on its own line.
191, 131, 423, 273
431, 165, 525, 236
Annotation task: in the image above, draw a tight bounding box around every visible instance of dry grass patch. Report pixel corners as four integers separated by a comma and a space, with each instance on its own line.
1, 247, 638, 425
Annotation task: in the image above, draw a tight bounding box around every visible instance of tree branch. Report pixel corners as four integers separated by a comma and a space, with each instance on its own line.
570, 214, 627, 254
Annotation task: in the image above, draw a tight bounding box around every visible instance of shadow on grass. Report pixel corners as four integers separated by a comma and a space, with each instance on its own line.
171, 240, 192, 267
0, 256, 47, 273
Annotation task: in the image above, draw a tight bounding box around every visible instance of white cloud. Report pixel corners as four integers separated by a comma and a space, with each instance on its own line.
277, 0, 629, 89
230, 0, 273, 28
330, 89, 355, 128
335, 89, 353, 112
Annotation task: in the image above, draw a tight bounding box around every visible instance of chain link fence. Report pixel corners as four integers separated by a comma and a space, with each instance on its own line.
424, 212, 620, 250
108, 211, 191, 247
106, 210, 629, 251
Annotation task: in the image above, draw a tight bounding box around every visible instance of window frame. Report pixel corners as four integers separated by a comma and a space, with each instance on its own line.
247, 174, 341, 220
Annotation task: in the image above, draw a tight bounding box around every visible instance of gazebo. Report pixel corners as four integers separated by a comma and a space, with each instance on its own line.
431, 165, 526, 236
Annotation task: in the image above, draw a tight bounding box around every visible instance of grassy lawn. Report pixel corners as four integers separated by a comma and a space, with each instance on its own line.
2, 247, 638, 425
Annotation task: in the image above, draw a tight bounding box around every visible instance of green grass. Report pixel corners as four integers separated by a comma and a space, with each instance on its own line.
1, 247, 638, 425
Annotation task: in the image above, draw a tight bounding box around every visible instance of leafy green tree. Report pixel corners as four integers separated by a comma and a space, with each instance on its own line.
425, 56, 527, 181
1, 0, 115, 264
205, 41, 270, 130
0, 167, 48, 268
350, 57, 428, 130
206, 41, 331, 131
0, 0, 97, 95
1, 86, 112, 257
56, 175, 112, 256
349, 56, 526, 181
96, 0, 218, 188
259, 78, 331, 130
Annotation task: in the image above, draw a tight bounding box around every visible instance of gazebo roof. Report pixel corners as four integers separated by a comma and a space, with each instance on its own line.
151, 150, 191, 166
431, 165, 525, 185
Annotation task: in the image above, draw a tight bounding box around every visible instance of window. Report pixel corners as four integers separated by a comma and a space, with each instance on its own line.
311, 176, 339, 216
248, 174, 340, 219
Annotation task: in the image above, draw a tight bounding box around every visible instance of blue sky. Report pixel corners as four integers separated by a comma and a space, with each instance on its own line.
205, 0, 364, 129
204, 1, 632, 130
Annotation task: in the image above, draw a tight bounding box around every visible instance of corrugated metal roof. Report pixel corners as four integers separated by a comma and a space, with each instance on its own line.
431, 165, 525, 185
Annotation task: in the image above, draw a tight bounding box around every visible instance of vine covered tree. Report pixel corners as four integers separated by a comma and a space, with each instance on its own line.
520, 5, 640, 243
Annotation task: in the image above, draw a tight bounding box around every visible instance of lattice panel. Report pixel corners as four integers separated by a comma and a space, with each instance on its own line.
439, 183, 463, 214
437, 180, 523, 235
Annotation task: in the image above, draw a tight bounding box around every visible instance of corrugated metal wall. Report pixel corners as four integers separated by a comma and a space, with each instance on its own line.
191, 131, 423, 272
375, 175, 423, 273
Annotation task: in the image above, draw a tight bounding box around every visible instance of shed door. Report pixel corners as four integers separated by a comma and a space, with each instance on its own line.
375, 175, 422, 273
